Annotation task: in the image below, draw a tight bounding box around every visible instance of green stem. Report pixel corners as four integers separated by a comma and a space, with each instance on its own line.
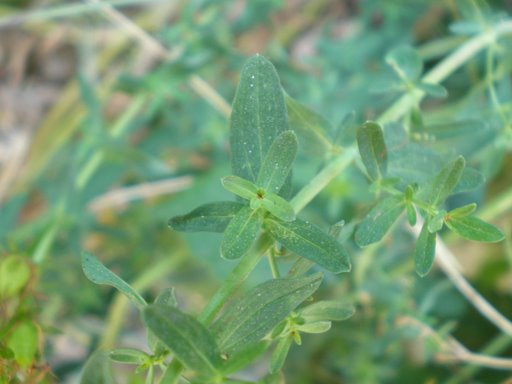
268, 248, 281, 278
378, 20, 512, 124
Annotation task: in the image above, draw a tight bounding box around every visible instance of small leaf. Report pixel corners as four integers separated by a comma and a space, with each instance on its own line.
81, 252, 147, 310
7, 321, 38, 368
261, 193, 296, 222
285, 93, 333, 155
299, 300, 355, 322
269, 336, 292, 374
230, 55, 288, 183
356, 121, 388, 180
428, 210, 446, 233
453, 167, 485, 194
445, 216, 504, 243
386, 46, 423, 81
355, 197, 404, 247
417, 82, 448, 98
81, 350, 116, 384
257, 130, 298, 194
265, 218, 351, 273
169, 201, 245, 233
0, 255, 31, 299
415, 221, 437, 277
406, 204, 417, 226
419, 156, 465, 206
149, 288, 178, 353
109, 348, 149, 365
221, 341, 269, 375
221, 175, 259, 200
143, 304, 222, 375
447, 203, 477, 218
297, 321, 332, 334
221, 207, 263, 260
212, 273, 323, 354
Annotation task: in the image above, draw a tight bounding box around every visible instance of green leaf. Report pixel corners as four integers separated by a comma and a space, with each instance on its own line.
284, 93, 333, 155
355, 197, 404, 247
81, 252, 147, 310
386, 45, 423, 81
447, 203, 477, 218
419, 156, 465, 206
221, 207, 263, 260
109, 348, 149, 365
220, 341, 269, 375
256, 130, 298, 194
406, 204, 417, 226
356, 121, 388, 180
453, 167, 485, 194
169, 201, 245, 233
445, 216, 504, 243
80, 350, 116, 384
149, 288, 178, 353
269, 336, 292, 374
415, 221, 437, 277
261, 193, 296, 222
143, 304, 222, 376
0, 343, 14, 359
221, 175, 259, 200
7, 321, 38, 368
230, 54, 288, 183
265, 218, 351, 273
212, 273, 323, 354
428, 210, 446, 233
297, 321, 332, 334
417, 82, 448, 98
0, 255, 31, 299
299, 300, 355, 322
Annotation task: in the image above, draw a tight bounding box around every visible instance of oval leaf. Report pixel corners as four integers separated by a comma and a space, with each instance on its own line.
230, 54, 288, 183
261, 193, 296, 222
221, 175, 259, 201
415, 221, 437, 277
445, 216, 504, 243
169, 201, 245, 233
299, 300, 355, 322
212, 273, 323, 354
7, 321, 38, 368
356, 121, 388, 180
143, 304, 222, 376
81, 252, 147, 310
419, 156, 465, 206
297, 321, 332, 334
256, 130, 298, 194
80, 350, 116, 384
265, 218, 351, 273
109, 348, 149, 365
0, 255, 31, 299
221, 207, 263, 260
355, 197, 404, 247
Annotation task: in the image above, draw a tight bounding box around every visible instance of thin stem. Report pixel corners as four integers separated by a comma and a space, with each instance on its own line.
290, 147, 357, 213
378, 20, 512, 124
268, 248, 281, 278
409, 218, 512, 336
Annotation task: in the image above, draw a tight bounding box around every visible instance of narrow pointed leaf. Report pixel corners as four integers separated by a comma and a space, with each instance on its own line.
419, 156, 465, 206
221, 341, 269, 375
447, 203, 477, 218
169, 201, 245, 233
445, 216, 504, 243
230, 55, 288, 182
80, 350, 116, 384
221, 207, 263, 260
299, 300, 355, 322
406, 204, 417, 226
143, 304, 222, 375
81, 252, 146, 310
256, 130, 298, 193
285, 93, 333, 155
149, 288, 178, 353
453, 167, 485, 194
417, 82, 448, 98
221, 175, 259, 200
212, 273, 323, 354
415, 221, 437, 277
261, 193, 296, 222
355, 197, 404, 247
297, 321, 332, 334
265, 218, 351, 273
269, 336, 292, 374
356, 121, 388, 180
109, 348, 149, 365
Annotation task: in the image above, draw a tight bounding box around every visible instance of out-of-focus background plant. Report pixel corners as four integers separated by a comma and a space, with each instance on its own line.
1, 0, 512, 383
